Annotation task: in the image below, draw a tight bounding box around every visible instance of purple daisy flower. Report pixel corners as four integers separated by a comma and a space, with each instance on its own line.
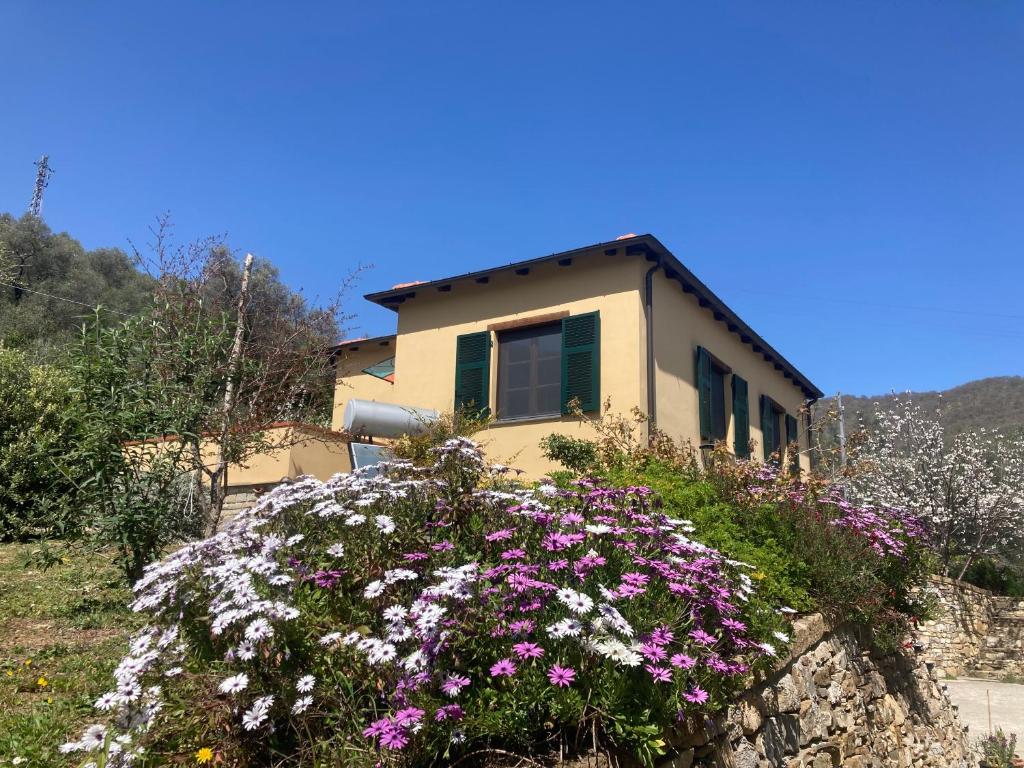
683, 685, 710, 704
547, 664, 576, 687
512, 641, 545, 660
490, 658, 517, 677
645, 664, 672, 683
670, 653, 697, 669
379, 726, 409, 750
441, 674, 470, 696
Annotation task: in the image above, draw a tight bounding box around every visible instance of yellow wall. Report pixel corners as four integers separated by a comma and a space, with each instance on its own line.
369, 251, 648, 476
223, 425, 352, 484
650, 271, 811, 473
130, 425, 352, 487
332, 248, 814, 476
331, 343, 397, 431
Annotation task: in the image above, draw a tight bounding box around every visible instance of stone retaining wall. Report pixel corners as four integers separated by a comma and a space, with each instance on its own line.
662, 615, 972, 768
915, 576, 1024, 679
219, 483, 276, 529
916, 576, 997, 678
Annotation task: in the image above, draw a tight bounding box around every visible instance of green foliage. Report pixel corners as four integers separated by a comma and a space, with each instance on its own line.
544, 421, 931, 650
957, 557, 1024, 598
978, 727, 1018, 768
0, 542, 136, 768
0, 213, 155, 356
390, 407, 491, 466
66, 312, 217, 582
813, 376, 1024, 449
0, 346, 87, 540
540, 433, 599, 475
607, 460, 814, 613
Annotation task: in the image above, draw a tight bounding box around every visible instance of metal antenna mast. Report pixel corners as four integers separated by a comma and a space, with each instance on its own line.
28, 155, 53, 217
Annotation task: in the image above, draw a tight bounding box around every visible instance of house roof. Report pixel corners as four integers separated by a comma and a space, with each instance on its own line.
363, 234, 823, 400
328, 334, 397, 354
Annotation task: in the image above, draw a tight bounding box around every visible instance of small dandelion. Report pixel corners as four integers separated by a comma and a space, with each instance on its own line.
195, 747, 214, 764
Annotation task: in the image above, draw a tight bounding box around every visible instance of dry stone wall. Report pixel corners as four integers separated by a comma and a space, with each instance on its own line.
219, 483, 276, 529
916, 576, 1024, 679
661, 615, 972, 768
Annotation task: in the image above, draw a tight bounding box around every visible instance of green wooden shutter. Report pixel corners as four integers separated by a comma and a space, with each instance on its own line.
732, 375, 750, 458
760, 395, 776, 461
561, 312, 600, 413
454, 331, 491, 417
786, 413, 799, 473
695, 347, 712, 442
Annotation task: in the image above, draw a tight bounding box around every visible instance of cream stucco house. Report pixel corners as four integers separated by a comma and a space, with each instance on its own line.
332, 234, 822, 476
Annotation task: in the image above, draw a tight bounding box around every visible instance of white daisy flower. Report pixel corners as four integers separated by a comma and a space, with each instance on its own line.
292, 695, 313, 714
374, 515, 396, 534
236, 641, 256, 661
218, 673, 249, 695
383, 605, 409, 623
758, 642, 778, 657
94, 692, 120, 710
364, 580, 386, 599
556, 588, 594, 615
546, 618, 584, 638
242, 695, 274, 730
326, 543, 345, 557
245, 618, 273, 642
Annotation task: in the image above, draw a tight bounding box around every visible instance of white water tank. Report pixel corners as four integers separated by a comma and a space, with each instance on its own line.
343, 399, 439, 439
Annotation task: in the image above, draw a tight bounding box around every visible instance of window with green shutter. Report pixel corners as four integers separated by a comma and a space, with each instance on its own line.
454, 331, 491, 416
761, 395, 781, 461
785, 413, 799, 474
695, 347, 712, 442
696, 347, 728, 443
732, 375, 750, 458
561, 312, 600, 413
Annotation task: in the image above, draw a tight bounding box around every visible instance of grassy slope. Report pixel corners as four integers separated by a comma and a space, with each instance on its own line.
0, 543, 138, 767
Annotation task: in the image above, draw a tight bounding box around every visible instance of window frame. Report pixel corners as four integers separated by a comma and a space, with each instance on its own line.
495, 321, 563, 422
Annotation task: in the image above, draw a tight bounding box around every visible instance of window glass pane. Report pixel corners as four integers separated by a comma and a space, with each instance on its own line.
536, 383, 561, 415
498, 323, 562, 419
504, 389, 530, 419
537, 331, 562, 356
506, 360, 531, 389
537, 356, 560, 385
504, 337, 532, 363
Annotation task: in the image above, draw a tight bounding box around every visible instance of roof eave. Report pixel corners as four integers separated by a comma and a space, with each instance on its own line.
361, 235, 823, 400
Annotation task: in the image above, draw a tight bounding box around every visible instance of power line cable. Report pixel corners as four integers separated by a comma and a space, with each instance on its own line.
726, 286, 1024, 322
0, 280, 133, 317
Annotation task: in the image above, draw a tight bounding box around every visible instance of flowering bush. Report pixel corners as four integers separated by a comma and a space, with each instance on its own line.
62, 440, 793, 767
612, 449, 931, 648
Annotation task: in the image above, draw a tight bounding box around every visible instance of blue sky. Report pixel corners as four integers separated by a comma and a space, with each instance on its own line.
2, 2, 1022, 397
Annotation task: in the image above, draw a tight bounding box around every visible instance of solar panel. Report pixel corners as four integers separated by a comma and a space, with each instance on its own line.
349, 442, 392, 476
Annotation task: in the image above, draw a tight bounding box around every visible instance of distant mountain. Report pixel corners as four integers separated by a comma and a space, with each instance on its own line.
814, 376, 1024, 438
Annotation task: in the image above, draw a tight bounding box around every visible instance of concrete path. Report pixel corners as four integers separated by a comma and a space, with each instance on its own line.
944, 678, 1024, 752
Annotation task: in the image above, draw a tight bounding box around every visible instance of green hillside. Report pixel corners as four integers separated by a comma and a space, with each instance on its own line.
815, 376, 1024, 439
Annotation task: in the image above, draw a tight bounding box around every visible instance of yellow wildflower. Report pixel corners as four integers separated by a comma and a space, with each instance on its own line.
37, 676, 48, 687
196, 747, 214, 764
24, 659, 32, 667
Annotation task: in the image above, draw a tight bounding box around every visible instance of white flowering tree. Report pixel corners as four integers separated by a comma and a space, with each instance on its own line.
849, 395, 1024, 578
